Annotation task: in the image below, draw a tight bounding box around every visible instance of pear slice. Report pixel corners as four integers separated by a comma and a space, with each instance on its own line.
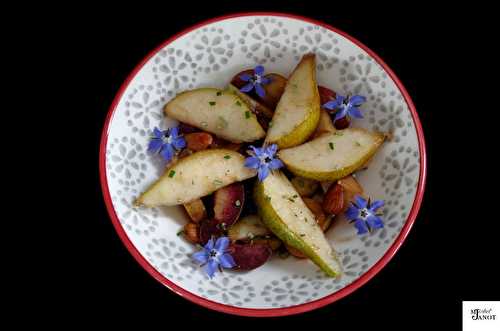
264, 54, 320, 148
164, 88, 265, 143
254, 171, 341, 277
278, 129, 385, 181
135, 149, 256, 207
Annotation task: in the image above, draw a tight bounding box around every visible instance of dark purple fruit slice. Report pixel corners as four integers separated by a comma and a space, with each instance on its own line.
228, 243, 272, 270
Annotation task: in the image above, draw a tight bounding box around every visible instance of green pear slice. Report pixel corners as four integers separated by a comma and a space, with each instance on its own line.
278, 129, 385, 181
254, 171, 341, 277
164, 88, 265, 143
264, 54, 320, 148
135, 149, 256, 207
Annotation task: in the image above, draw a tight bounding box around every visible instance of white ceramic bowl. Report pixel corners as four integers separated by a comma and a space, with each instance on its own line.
100, 12, 426, 316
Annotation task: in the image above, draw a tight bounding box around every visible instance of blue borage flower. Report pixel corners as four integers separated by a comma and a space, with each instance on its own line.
345, 195, 384, 235
323, 94, 366, 122
192, 237, 236, 278
244, 144, 284, 181
239, 65, 271, 98
148, 126, 186, 162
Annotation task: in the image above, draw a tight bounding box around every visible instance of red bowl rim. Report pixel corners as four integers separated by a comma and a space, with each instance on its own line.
99, 11, 427, 317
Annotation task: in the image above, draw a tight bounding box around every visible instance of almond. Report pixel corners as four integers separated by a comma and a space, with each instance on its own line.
322, 183, 344, 215
185, 132, 213, 151
337, 175, 364, 212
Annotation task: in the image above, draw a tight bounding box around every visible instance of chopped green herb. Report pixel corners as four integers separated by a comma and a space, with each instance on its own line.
268, 121, 273, 127
213, 179, 223, 186
334, 131, 343, 136
245, 111, 251, 119
191, 179, 195, 185
329, 142, 335, 150
201, 121, 208, 127
235, 200, 241, 207
355, 141, 361, 147
288, 197, 295, 202
209, 101, 216, 106
168, 170, 176, 178
216, 91, 222, 96
176, 229, 185, 236
292, 194, 298, 198
235, 100, 242, 106
265, 195, 272, 202
300, 233, 306, 237
224, 155, 231, 160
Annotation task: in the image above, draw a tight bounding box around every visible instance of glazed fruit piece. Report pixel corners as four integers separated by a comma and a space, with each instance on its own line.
164, 88, 265, 143
312, 109, 336, 138
226, 83, 273, 119
183, 199, 207, 223
135, 149, 256, 207
278, 129, 385, 181
254, 171, 341, 277
290, 176, 319, 197
183, 222, 200, 244
198, 218, 224, 245
228, 215, 271, 241
213, 183, 245, 227
264, 54, 320, 148
228, 242, 273, 270
302, 198, 327, 231
259, 73, 287, 109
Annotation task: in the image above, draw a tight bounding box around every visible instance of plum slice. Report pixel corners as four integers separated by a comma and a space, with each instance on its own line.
228, 242, 272, 270
213, 183, 245, 227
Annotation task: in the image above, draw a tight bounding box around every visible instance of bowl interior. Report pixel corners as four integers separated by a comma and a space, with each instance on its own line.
103, 14, 422, 312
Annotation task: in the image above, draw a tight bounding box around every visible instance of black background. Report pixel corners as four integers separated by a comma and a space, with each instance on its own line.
25, 1, 497, 327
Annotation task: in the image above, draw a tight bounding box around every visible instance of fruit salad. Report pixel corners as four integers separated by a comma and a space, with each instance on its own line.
135, 53, 387, 278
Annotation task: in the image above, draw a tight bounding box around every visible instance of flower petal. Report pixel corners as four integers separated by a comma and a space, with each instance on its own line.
348, 106, 364, 119
322, 100, 339, 110
254, 65, 265, 76
153, 127, 163, 138
257, 165, 270, 182
369, 199, 385, 212
354, 195, 368, 209
169, 126, 179, 138
192, 251, 209, 265
334, 108, 347, 122
215, 236, 230, 252
345, 205, 359, 220
260, 76, 272, 85
266, 144, 278, 156
240, 82, 254, 93
268, 158, 284, 170
205, 237, 215, 251
219, 253, 236, 269
172, 136, 186, 150
367, 215, 384, 229
248, 145, 263, 157
354, 220, 369, 235
244, 156, 260, 169
205, 259, 219, 278
148, 138, 163, 153
255, 83, 265, 98
239, 73, 252, 82
160, 144, 174, 162
349, 95, 366, 106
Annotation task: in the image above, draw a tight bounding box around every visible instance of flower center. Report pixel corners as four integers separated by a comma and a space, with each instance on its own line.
359, 208, 370, 220
259, 155, 271, 164
209, 249, 219, 259
253, 75, 262, 84
162, 134, 173, 145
